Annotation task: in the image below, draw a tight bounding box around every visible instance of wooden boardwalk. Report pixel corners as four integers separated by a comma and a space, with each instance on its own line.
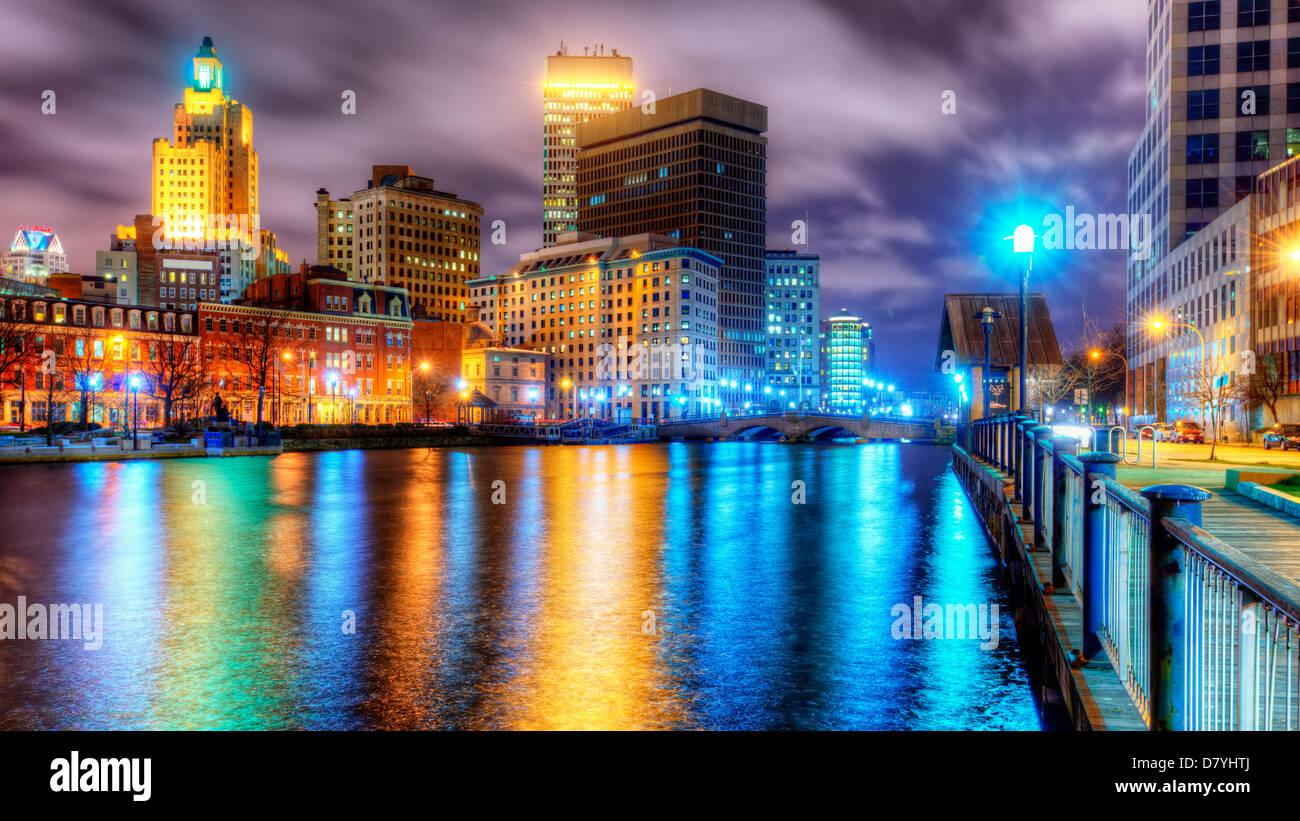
1197, 492, 1300, 586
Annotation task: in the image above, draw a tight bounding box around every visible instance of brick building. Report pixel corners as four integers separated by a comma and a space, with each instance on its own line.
200, 264, 414, 425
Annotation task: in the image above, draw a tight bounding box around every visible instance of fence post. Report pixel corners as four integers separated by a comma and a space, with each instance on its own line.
1078, 451, 1121, 659
1014, 417, 1034, 504
1238, 594, 1261, 730
1140, 483, 1212, 732
1029, 426, 1054, 542
1050, 435, 1078, 588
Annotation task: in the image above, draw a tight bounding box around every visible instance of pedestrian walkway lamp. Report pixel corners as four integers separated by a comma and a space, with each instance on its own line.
1005, 224, 1035, 415
129, 374, 141, 450
974, 307, 1002, 419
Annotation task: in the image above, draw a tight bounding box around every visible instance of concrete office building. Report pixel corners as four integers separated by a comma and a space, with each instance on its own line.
466, 232, 721, 420
1127, 0, 1300, 419
575, 88, 768, 411
335, 165, 482, 323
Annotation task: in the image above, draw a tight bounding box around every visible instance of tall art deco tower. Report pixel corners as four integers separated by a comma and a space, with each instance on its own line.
542, 45, 633, 247
151, 36, 259, 243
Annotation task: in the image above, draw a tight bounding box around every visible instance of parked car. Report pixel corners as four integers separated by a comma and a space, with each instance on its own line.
1263, 423, 1300, 450
1140, 423, 1171, 441
1170, 420, 1204, 444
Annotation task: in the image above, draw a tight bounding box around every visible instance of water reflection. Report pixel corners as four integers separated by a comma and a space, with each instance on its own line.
0, 444, 1040, 730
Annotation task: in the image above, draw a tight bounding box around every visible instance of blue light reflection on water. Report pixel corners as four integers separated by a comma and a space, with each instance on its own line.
0, 444, 1040, 730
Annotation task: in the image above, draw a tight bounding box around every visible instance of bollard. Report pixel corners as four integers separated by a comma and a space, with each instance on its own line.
1029, 426, 1055, 545
1140, 483, 1212, 732
1078, 451, 1122, 659
1049, 435, 1079, 588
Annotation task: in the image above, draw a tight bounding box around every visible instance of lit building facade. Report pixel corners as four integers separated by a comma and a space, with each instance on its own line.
151, 37, 258, 247
0, 295, 197, 429
201, 265, 414, 425
2, 226, 68, 283
467, 232, 721, 420
315, 190, 355, 277
575, 88, 768, 412
341, 165, 482, 323
1127, 0, 1300, 419
460, 346, 549, 421
819, 308, 873, 412
765, 249, 819, 409
1249, 154, 1300, 425
95, 226, 139, 305
543, 46, 634, 247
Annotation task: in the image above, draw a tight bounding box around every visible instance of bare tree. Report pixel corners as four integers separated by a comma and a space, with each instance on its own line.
0, 298, 38, 429
224, 314, 287, 436
413, 367, 451, 423
1028, 363, 1080, 420
1240, 351, 1285, 430
61, 339, 105, 429
1065, 321, 1127, 424
144, 332, 202, 430
1182, 359, 1236, 460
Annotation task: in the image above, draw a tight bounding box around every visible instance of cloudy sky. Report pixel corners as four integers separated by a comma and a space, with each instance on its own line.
1, 0, 1146, 389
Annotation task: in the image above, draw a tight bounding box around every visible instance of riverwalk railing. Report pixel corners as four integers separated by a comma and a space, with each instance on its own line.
955, 412, 1300, 731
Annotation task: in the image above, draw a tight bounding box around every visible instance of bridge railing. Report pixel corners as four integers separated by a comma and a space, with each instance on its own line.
955, 412, 1300, 731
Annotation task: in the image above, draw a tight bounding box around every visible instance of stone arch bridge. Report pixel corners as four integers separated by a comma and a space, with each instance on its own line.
656, 412, 939, 442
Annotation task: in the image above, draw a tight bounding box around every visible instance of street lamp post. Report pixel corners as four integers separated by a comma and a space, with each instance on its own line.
129, 374, 141, 450
1150, 319, 1206, 425
974, 307, 1003, 420
1006, 225, 1035, 417
1090, 348, 1130, 426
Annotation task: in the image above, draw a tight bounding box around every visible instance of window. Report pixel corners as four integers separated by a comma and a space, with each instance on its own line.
1189, 89, 1220, 119
1292, 0, 1300, 23
1188, 133, 1219, 164
1238, 84, 1269, 115
1189, 45, 1221, 76
1289, 128, 1300, 158
1238, 0, 1268, 26
1190, 0, 1221, 29
1289, 83, 1300, 113
1237, 41, 1269, 73
1187, 178, 1218, 209
1236, 130, 1268, 162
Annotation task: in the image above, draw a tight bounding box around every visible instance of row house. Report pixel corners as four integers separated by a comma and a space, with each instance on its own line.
0, 294, 197, 429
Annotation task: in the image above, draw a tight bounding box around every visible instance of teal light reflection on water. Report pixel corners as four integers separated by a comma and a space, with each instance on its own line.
0, 444, 1041, 730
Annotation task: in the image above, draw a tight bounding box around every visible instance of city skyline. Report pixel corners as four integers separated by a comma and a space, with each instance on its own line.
1, 0, 1145, 387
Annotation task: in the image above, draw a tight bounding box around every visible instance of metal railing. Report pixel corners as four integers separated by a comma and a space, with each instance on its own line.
957, 412, 1300, 731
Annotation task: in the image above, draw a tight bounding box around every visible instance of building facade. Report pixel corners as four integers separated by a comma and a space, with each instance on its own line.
95, 226, 139, 305
336, 165, 482, 323
765, 250, 820, 408
203, 265, 415, 425
819, 308, 873, 412
151, 37, 259, 248
0, 295, 197, 430
1127, 0, 1300, 421
467, 232, 721, 420
575, 88, 768, 412
315, 189, 355, 277
2, 227, 68, 283
460, 346, 549, 421
543, 46, 634, 247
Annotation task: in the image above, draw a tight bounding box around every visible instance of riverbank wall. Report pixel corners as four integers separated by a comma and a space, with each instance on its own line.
951, 445, 1146, 731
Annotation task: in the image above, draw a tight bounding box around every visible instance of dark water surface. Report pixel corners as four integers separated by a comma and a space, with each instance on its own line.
0, 443, 1043, 729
